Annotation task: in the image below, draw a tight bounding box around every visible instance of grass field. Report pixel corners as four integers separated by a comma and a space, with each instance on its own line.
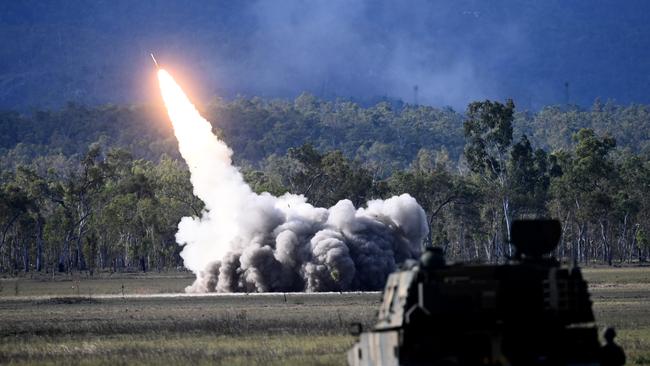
0, 267, 648, 365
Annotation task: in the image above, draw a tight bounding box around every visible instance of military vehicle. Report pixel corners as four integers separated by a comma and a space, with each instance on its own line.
348, 219, 607, 366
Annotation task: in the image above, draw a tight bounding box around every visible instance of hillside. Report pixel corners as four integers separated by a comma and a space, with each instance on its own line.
1, 97, 649, 171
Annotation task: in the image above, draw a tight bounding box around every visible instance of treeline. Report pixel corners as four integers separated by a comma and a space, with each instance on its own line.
0, 146, 202, 274
3, 95, 650, 172
1, 97, 650, 273
243, 100, 650, 266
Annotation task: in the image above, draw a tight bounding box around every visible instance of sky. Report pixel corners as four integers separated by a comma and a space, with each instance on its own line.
1, 0, 650, 110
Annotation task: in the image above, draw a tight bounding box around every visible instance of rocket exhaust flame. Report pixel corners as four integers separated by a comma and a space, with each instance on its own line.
157, 69, 429, 293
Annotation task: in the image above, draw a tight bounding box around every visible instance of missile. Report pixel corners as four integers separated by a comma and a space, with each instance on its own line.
150, 53, 159, 69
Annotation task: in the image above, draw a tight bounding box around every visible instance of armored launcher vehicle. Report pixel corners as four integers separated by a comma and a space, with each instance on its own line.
348, 220, 605, 366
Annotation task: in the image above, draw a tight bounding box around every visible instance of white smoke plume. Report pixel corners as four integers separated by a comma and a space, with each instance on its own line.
158, 69, 428, 292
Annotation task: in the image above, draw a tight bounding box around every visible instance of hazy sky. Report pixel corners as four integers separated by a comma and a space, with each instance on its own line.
1, 0, 650, 110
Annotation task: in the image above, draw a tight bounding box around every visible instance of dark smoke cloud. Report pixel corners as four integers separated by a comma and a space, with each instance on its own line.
237, 0, 515, 107
186, 196, 428, 293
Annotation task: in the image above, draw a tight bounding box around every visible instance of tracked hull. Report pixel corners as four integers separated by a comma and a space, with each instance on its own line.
348, 220, 605, 366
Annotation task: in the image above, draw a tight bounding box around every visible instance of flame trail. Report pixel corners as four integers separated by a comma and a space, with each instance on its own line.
157, 69, 428, 292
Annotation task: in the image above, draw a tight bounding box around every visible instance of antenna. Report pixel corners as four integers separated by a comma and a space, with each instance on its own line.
413, 85, 419, 105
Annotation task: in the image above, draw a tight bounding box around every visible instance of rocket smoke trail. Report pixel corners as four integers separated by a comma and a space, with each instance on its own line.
157, 69, 428, 292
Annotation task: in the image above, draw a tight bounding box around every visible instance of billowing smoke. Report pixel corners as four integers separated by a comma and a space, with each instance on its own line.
158, 69, 428, 293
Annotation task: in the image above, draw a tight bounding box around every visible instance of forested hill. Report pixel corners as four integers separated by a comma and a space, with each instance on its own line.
2, 97, 650, 274
1, 96, 649, 171
2, 1, 650, 109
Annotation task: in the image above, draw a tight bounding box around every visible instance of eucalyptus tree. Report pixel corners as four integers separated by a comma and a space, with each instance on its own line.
463, 99, 516, 258
509, 135, 555, 217
550, 129, 617, 264
270, 144, 373, 208
0, 178, 32, 271
613, 152, 650, 262
13, 166, 49, 271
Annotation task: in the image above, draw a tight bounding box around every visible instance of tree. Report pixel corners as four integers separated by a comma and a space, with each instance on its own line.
388, 149, 479, 250
45, 143, 112, 272
611, 152, 650, 262
13, 166, 49, 272
550, 129, 617, 265
463, 99, 515, 258
0, 180, 32, 272
270, 144, 373, 208
509, 135, 553, 216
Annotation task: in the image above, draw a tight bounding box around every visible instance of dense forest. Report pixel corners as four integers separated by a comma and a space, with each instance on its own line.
1, 96, 649, 274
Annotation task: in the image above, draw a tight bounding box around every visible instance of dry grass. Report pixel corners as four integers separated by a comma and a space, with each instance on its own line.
0, 267, 648, 365
0, 333, 355, 366
585, 267, 650, 365
582, 266, 650, 285
0, 292, 379, 365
